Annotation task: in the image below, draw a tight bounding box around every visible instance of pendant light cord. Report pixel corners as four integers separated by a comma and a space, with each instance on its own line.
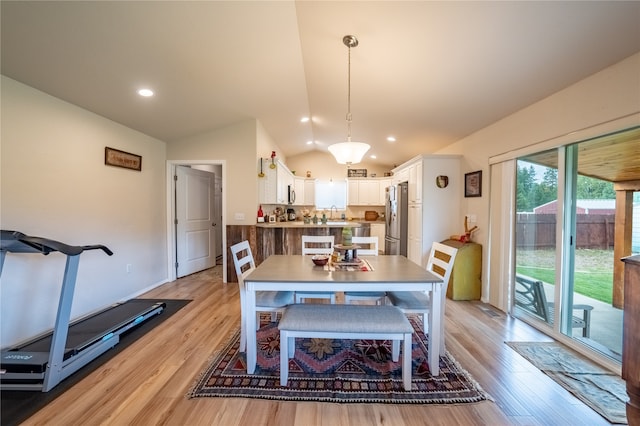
346, 41, 352, 142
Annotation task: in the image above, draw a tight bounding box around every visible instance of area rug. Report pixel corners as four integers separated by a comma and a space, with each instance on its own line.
189, 315, 491, 404
506, 341, 627, 424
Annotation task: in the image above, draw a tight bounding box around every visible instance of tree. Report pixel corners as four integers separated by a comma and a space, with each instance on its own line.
516, 163, 537, 212
576, 175, 615, 199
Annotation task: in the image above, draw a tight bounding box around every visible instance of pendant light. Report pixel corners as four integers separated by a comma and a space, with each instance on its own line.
328, 35, 370, 165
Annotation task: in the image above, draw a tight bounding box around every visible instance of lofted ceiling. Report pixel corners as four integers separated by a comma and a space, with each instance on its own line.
1, 1, 639, 167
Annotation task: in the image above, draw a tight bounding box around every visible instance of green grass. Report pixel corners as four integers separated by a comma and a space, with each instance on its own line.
515, 265, 613, 304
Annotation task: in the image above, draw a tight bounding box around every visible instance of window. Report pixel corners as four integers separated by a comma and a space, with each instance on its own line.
315, 179, 347, 209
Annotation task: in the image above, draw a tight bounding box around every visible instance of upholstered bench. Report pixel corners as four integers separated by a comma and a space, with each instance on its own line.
278, 304, 414, 390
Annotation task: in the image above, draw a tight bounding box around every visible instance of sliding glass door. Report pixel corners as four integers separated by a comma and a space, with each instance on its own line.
512, 127, 639, 363
513, 151, 558, 335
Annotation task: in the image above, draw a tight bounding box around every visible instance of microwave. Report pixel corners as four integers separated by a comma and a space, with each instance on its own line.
287, 185, 296, 204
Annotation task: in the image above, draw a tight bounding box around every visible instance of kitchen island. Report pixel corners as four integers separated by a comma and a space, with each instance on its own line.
255, 221, 370, 263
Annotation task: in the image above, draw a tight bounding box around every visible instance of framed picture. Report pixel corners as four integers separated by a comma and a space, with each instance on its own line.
464, 170, 482, 197
347, 168, 367, 178
105, 147, 142, 171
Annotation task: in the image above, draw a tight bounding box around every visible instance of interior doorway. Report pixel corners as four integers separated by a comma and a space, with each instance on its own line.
166, 160, 227, 283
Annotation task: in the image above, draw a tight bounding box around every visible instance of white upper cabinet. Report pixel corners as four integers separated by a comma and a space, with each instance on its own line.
347, 178, 386, 206
303, 179, 316, 205
259, 158, 294, 205
292, 177, 316, 206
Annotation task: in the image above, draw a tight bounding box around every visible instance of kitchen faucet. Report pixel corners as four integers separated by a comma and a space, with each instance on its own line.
330, 205, 338, 219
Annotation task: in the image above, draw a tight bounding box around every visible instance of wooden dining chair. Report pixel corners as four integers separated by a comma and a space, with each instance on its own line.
386, 241, 458, 355
344, 236, 386, 305
231, 240, 294, 352
296, 235, 336, 304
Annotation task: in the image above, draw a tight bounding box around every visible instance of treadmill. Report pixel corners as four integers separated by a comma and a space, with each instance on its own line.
0, 230, 165, 392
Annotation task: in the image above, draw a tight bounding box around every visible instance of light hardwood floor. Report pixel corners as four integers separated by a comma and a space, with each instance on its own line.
22, 266, 612, 425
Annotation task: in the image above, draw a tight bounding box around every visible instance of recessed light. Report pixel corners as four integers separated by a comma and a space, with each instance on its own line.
370, 155, 377, 159
306, 140, 313, 145
138, 88, 154, 97
387, 136, 396, 142
300, 116, 310, 123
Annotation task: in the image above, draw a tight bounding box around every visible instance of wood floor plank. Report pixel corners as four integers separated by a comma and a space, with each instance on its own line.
19, 266, 616, 426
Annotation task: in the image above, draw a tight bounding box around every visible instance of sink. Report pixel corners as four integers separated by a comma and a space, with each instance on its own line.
325, 221, 350, 225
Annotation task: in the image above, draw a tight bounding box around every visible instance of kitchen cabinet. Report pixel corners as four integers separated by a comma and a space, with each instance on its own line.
379, 178, 392, 201
393, 168, 409, 185
259, 158, 294, 205
408, 161, 422, 204
441, 239, 482, 300
347, 178, 385, 206
369, 222, 385, 254
303, 179, 316, 205
407, 204, 422, 264
393, 155, 461, 268
292, 177, 315, 206
293, 177, 305, 206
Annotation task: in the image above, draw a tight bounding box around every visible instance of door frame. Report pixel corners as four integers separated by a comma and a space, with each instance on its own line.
166, 160, 227, 283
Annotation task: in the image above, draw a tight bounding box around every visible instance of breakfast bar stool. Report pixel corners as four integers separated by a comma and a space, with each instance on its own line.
296, 235, 336, 304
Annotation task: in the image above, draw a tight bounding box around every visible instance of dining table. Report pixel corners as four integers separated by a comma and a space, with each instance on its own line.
243, 254, 445, 376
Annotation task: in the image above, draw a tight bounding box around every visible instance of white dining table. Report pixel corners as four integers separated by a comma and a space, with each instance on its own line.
243, 255, 444, 376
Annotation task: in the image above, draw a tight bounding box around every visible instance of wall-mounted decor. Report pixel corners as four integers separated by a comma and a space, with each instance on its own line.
105, 147, 142, 171
464, 170, 482, 197
347, 168, 367, 178
436, 175, 449, 188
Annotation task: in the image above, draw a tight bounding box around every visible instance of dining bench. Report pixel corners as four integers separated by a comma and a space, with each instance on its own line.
278, 304, 414, 390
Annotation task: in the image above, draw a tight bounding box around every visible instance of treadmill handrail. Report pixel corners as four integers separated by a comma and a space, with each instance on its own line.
0, 230, 112, 256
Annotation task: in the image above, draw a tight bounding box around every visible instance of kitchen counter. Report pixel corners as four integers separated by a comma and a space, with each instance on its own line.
256, 221, 366, 228
255, 221, 373, 262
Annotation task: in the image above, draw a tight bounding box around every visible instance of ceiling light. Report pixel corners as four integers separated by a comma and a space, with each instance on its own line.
300, 117, 310, 123
306, 140, 313, 145
328, 35, 370, 165
387, 136, 396, 142
137, 88, 154, 97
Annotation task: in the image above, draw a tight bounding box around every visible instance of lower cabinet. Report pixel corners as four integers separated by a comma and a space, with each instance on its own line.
369, 222, 385, 254
622, 255, 640, 425
441, 239, 482, 300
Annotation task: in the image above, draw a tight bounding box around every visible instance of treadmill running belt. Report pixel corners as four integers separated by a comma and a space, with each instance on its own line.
10, 299, 165, 356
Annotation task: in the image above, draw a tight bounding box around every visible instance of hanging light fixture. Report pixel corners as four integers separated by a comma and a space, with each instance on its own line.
328, 35, 370, 165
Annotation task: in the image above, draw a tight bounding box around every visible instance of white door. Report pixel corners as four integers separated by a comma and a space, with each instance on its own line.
176, 166, 216, 277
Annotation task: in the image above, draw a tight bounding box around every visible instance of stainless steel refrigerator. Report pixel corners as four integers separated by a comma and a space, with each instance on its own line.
384, 181, 408, 256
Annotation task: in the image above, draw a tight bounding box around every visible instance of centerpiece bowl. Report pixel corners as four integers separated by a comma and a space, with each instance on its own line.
311, 255, 329, 266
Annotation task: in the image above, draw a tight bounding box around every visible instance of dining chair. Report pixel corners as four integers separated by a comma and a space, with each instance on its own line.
344, 236, 386, 305
296, 235, 336, 304
231, 240, 295, 352
386, 241, 458, 355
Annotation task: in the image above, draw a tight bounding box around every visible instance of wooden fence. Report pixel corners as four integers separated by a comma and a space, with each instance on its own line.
516, 213, 615, 249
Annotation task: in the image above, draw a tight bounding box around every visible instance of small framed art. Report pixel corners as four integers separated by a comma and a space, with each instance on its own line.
464, 170, 482, 197
105, 147, 142, 171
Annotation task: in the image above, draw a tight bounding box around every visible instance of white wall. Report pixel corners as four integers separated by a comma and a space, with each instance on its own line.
1, 76, 168, 347
168, 119, 282, 225
436, 52, 640, 305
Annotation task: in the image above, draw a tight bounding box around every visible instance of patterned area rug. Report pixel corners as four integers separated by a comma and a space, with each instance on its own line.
189, 315, 491, 404
507, 341, 627, 424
